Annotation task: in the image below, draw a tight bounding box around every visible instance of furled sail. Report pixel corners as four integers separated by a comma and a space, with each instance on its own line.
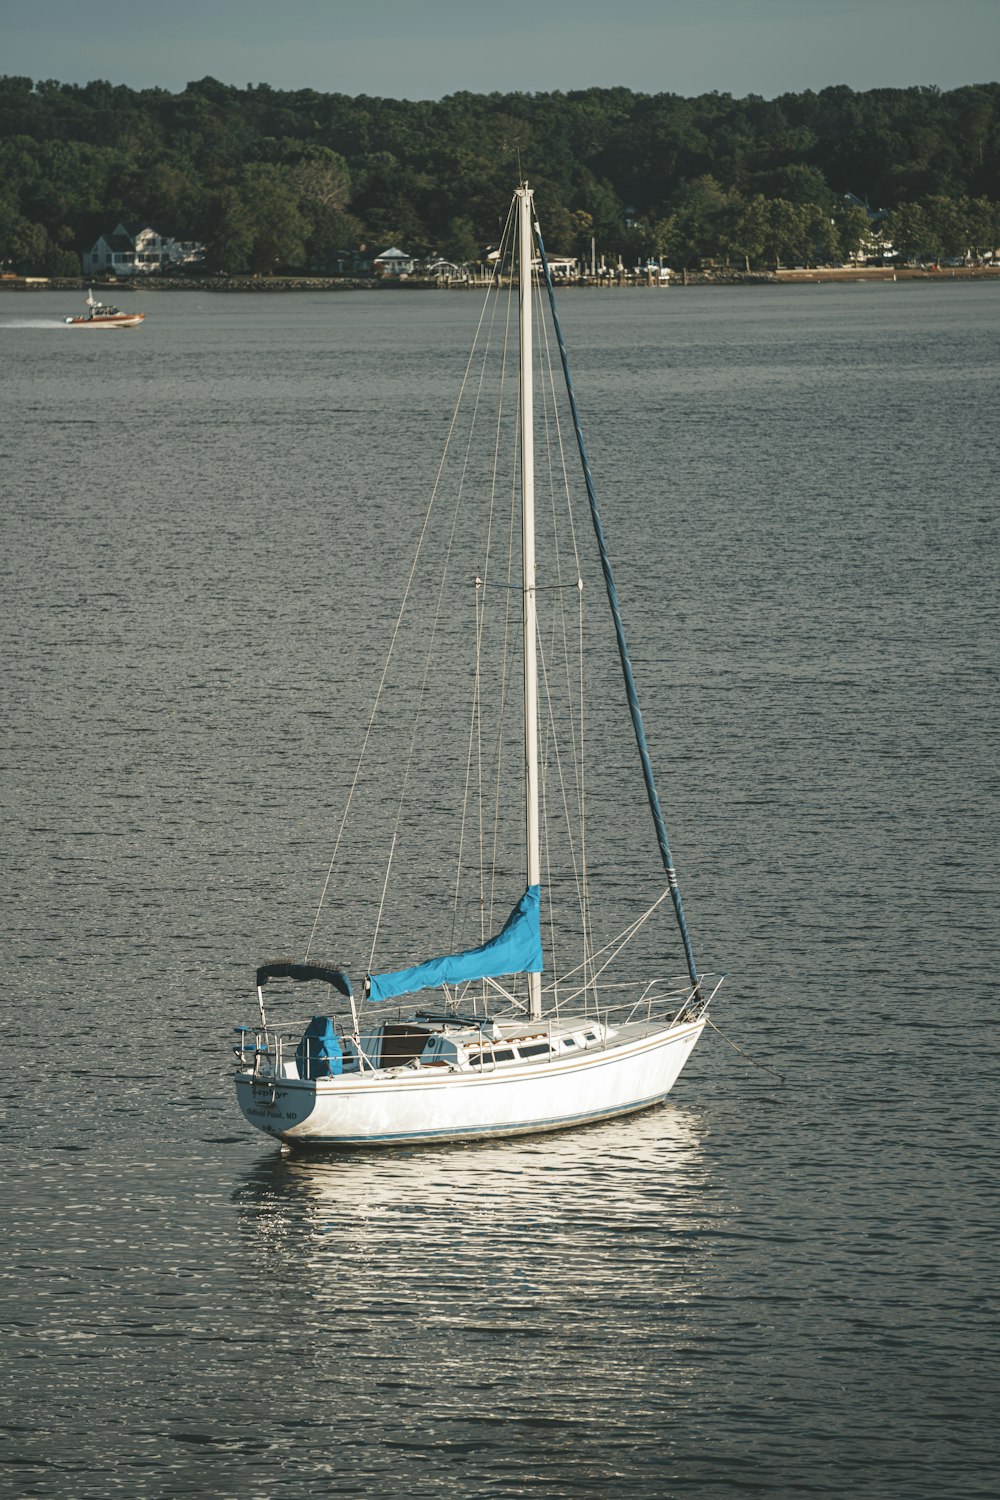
366, 885, 542, 1003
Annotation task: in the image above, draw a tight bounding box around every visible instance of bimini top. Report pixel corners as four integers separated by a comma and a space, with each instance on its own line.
256, 960, 353, 997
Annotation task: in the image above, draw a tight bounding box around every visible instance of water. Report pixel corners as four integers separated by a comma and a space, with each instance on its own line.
2, 282, 997, 1498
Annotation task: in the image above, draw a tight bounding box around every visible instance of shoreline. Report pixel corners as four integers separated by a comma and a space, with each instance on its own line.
3, 265, 997, 295
774, 265, 999, 283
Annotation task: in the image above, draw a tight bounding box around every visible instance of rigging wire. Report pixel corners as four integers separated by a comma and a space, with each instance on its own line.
704, 1016, 785, 1084
305, 201, 516, 962
533, 269, 597, 1008
307, 188, 708, 1026
534, 215, 703, 993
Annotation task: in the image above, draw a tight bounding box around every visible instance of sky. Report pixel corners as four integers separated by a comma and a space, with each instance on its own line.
2, 0, 998, 100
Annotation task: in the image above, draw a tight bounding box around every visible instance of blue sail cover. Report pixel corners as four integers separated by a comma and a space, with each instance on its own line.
366, 885, 542, 1004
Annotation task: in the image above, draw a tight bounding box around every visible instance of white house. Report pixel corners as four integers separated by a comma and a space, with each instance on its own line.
82, 223, 206, 276
373, 246, 414, 277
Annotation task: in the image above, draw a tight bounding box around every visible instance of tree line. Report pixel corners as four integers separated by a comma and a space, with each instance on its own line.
1, 74, 999, 276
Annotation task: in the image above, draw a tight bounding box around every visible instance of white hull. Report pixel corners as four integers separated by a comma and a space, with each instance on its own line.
65, 314, 144, 328
235, 1017, 705, 1146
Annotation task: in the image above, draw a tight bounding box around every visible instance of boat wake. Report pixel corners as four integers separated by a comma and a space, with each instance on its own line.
0, 318, 68, 328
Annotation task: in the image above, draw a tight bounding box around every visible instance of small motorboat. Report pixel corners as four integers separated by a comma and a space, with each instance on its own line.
65, 289, 145, 328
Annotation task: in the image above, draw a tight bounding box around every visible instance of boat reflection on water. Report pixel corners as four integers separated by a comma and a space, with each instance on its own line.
234, 1105, 712, 1299
232, 1105, 717, 1481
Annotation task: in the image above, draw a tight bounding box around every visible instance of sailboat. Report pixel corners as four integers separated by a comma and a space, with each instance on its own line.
234, 184, 722, 1147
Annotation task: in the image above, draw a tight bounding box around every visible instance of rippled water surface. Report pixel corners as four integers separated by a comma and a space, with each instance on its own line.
2, 282, 998, 1498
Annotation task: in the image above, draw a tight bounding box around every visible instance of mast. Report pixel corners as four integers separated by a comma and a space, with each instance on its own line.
517, 184, 543, 1022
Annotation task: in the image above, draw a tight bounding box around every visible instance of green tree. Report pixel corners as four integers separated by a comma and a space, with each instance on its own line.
802, 205, 839, 265
304, 201, 362, 270
289, 146, 359, 269
833, 201, 873, 263
574, 173, 625, 259
207, 185, 254, 272
762, 199, 810, 267
440, 215, 480, 263
292, 146, 351, 215
921, 195, 968, 260
1, 76, 998, 274
8, 218, 47, 273
663, 175, 734, 266
967, 196, 1000, 259
886, 201, 930, 263
240, 162, 309, 270
46, 244, 80, 275
353, 151, 427, 250
763, 162, 833, 209
730, 195, 769, 270
567, 209, 596, 265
